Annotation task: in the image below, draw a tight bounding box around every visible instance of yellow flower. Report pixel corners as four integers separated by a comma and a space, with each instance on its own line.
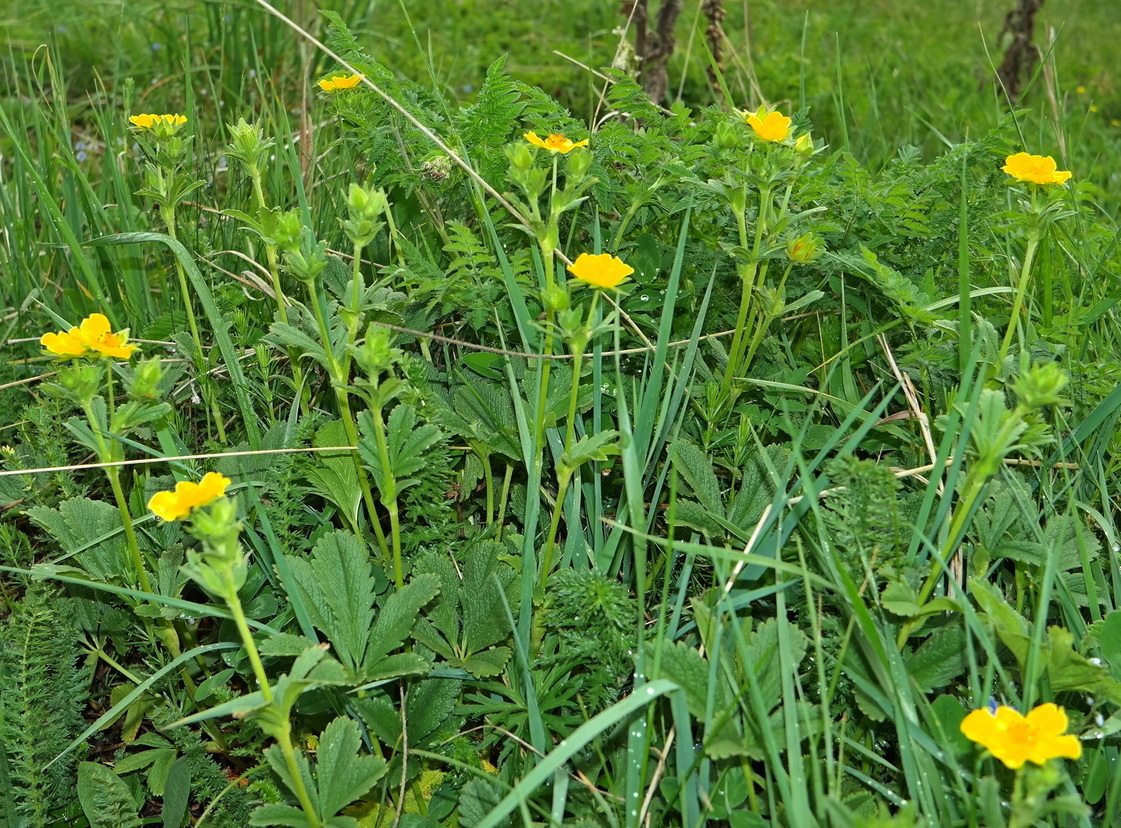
76, 313, 138, 359
567, 253, 634, 289
960, 703, 1082, 770
744, 108, 792, 142
128, 113, 187, 130
317, 74, 364, 92
1090, 105, 1100, 113
148, 472, 232, 521
1076, 86, 1087, 94
524, 132, 590, 154
40, 328, 88, 358
1002, 152, 1072, 185
40, 313, 137, 360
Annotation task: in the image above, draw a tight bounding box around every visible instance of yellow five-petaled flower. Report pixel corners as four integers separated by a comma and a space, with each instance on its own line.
148, 472, 233, 522
317, 74, 364, 92
744, 108, 792, 142
1002, 152, 1072, 185
524, 132, 590, 154
128, 113, 188, 130
40, 313, 138, 360
960, 703, 1082, 770
567, 253, 634, 289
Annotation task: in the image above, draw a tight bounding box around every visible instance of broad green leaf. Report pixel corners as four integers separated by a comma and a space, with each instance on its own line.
77, 762, 141, 828
285, 531, 377, 676
647, 640, 716, 720
560, 429, 621, 470
304, 421, 362, 529
358, 404, 444, 495
1046, 626, 1121, 704
317, 717, 387, 818
364, 573, 439, 676
161, 756, 191, 828
672, 440, 724, 520
250, 803, 317, 828
905, 626, 967, 692
26, 497, 130, 582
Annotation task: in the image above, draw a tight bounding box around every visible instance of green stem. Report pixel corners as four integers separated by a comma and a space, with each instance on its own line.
722, 185, 771, 392
997, 230, 1041, 368
84, 385, 151, 595
367, 405, 403, 589
231, 564, 325, 828
162, 203, 226, 443
897, 407, 1028, 647
303, 279, 389, 563
539, 468, 574, 592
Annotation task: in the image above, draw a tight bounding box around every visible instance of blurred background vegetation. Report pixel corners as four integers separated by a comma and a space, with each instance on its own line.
3, 0, 1120, 186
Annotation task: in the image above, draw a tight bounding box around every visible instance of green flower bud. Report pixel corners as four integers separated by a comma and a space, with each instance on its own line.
542, 283, 570, 313
131, 356, 164, 399
281, 227, 329, 283
225, 118, 274, 171
506, 141, 534, 171
794, 133, 814, 156
1013, 361, 1070, 409
713, 121, 740, 151
786, 232, 823, 264
272, 210, 304, 253
565, 146, 593, 181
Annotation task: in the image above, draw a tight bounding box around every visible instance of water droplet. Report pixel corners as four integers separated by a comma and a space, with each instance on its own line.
640, 294, 649, 302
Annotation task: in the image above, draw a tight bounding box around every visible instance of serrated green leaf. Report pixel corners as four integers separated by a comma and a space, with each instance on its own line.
77, 762, 141, 828
304, 421, 361, 528
266, 321, 328, 363
285, 531, 377, 676
317, 717, 387, 818
161, 756, 191, 828
250, 803, 316, 828
460, 647, 511, 677
1047, 626, 1121, 704
905, 625, 967, 692
364, 573, 440, 676
647, 640, 714, 719
358, 404, 444, 496
672, 440, 724, 519
561, 429, 621, 469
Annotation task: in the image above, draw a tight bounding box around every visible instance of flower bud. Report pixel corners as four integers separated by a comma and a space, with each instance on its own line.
271, 210, 304, 253
542, 283, 570, 313
506, 141, 534, 172
786, 233, 823, 264
1013, 361, 1069, 409
565, 146, 593, 181
713, 121, 740, 151
226, 118, 274, 171
794, 133, 814, 156
131, 356, 164, 399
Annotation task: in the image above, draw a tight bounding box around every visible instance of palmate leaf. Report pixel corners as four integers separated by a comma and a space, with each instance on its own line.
284, 531, 377, 676
303, 421, 362, 529
363, 573, 440, 680
358, 404, 445, 496
410, 545, 516, 677
317, 717, 387, 818
26, 497, 130, 582
672, 440, 725, 520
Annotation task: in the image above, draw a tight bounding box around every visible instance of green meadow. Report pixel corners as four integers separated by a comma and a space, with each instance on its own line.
1, 1, 1120, 825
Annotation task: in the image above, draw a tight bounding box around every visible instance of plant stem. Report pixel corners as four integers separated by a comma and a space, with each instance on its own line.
997, 229, 1041, 368
162, 202, 227, 443
304, 280, 390, 564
